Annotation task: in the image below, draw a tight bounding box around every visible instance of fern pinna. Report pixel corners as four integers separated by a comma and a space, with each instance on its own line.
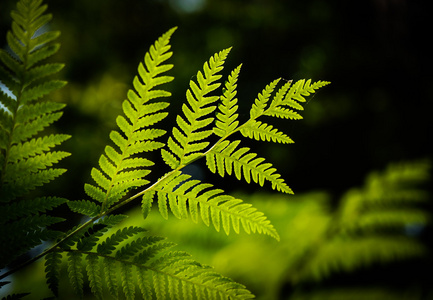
0, 0, 330, 299
0, 0, 68, 268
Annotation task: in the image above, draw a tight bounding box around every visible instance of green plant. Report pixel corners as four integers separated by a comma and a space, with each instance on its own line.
0, 0, 329, 298
288, 160, 431, 286
172, 160, 429, 300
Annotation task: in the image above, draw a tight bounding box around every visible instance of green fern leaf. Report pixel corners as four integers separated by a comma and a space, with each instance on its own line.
12, 110, 64, 144
145, 171, 280, 239
86, 254, 103, 299
97, 226, 146, 255
20, 80, 66, 104
213, 64, 241, 137
8, 133, 70, 163
0, 0, 69, 217
249, 78, 280, 119
206, 140, 292, 194
76, 223, 109, 252
44, 223, 254, 299
240, 120, 294, 144
67, 252, 84, 298
136, 268, 152, 299
162, 48, 231, 168
103, 258, 119, 298
265, 79, 330, 119
44, 251, 62, 297
1, 168, 67, 202
67, 200, 102, 218
28, 43, 61, 68
120, 263, 136, 300
67, 252, 84, 297
0, 196, 65, 222
85, 28, 176, 211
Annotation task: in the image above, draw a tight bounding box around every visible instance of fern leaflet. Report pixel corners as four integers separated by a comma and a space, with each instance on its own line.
161, 48, 231, 168
84, 27, 176, 211
213, 64, 241, 138
207, 139, 292, 193
143, 171, 280, 239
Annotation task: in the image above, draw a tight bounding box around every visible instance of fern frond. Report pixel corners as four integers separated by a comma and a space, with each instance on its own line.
85, 27, 176, 211
162, 48, 231, 168
206, 140, 292, 193
213, 64, 241, 137
292, 160, 431, 286
0, 0, 69, 269
56, 224, 253, 299
144, 171, 280, 239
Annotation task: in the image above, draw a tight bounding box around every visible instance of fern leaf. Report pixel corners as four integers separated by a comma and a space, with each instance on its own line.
67, 200, 102, 218
240, 120, 294, 144
67, 252, 84, 298
265, 79, 330, 119
86, 254, 103, 299
162, 48, 231, 168
47, 224, 254, 299
120, 263, 136, 300
20, 80, 66, 104
1, 168, 67, 202
44, 251, 62, 297
0, 0, 69, 211
153, 272, 167, 300
0, 196, 66, 222
213, 64, 241, 137
28, 43, 61, 68
8, 133, 70, 163
76, 223, 109, 252
147, 171, 280, 239
85, 28, 176, 211
249, 78, 280, 119
97, 226, 146, 255
12, 110, 64, 144
206, 140, 292, 194
103, 258, 119, 298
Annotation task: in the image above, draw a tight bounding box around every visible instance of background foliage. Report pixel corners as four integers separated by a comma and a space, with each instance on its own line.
1, 0, 432, 299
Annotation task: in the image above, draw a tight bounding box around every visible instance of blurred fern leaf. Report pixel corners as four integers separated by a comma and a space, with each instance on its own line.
0, 0, 68, 268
